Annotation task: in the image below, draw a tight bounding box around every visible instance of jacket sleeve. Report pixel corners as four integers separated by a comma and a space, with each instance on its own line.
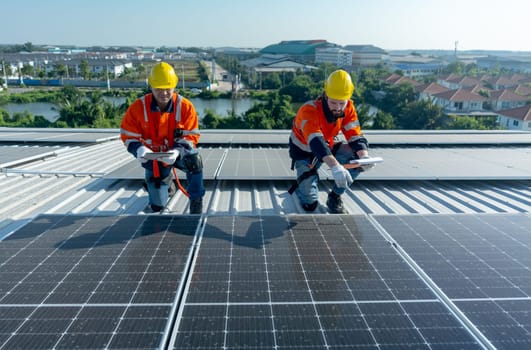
120, 100, 144, 155
298, 104, 332, 160
179, 99, 200, 146
342, 102, 369, 152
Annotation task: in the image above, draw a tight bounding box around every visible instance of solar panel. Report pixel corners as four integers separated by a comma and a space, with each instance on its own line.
168, 215, 482, 349
200, 130, 290, 145
216, 148, 296, 180
0, 214, 199, 349
375, 213, 531, 349
104, 148, 225, 180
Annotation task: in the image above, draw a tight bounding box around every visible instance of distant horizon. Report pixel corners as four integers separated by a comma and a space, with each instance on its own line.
1, 0, 530, 52
1, 42, 531, 55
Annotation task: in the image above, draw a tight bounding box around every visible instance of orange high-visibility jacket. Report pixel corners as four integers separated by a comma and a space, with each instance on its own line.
290, 98, 365, 153
120, 93, 199, 151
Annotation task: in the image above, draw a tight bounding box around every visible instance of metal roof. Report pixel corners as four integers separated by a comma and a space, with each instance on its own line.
1, 128, 531, 349
1, 129, 530, 239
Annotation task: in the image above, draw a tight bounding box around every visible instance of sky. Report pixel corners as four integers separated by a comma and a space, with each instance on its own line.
2, 0, 530, 52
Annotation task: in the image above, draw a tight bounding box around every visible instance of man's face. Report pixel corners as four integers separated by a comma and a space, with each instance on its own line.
152, 87, 174, 105
326, 97, 348, 117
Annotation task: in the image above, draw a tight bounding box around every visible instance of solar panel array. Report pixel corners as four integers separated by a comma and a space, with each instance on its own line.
376, 214, 531, 350
170, 215, 482, 349
0, 214, 199, 349
2, 213, 531, 349
105, 146, 531, 181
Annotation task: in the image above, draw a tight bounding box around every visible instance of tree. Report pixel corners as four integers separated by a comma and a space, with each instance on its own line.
262, 72, 282, 89
22, 42, 34, 52
379, 83, 417, 118
79, 60, 90, 80
279, 75, 319, 103
371, 110, 395, 129
242, 92, 295, 129
52, 63, 68, 78
399, 99, 444, 129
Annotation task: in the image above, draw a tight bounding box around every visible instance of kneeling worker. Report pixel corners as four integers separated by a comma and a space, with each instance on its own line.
120, 62, 205, 213
289, 69, 373, 213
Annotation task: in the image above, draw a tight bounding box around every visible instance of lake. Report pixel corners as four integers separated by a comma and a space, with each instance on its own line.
2, 97, 259, 122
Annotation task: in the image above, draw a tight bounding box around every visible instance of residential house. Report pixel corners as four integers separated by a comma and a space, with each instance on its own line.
438, 75, 482, 90
482, 75, 517, 90
432, 88, 486, 113
489, 89, 528, 111
382, 73, 422, 87
415, 82, 450, 101
513, 84, 531, 99
496, 105, 531, 131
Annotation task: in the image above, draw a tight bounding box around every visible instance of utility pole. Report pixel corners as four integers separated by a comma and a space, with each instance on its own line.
1, 61, 7, 90
454, 41, 459, 63
181, 64, 185, 90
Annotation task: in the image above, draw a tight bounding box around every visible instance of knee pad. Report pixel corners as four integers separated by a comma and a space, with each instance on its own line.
183, 153, 203, 173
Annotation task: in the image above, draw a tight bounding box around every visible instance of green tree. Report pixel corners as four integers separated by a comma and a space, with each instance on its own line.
371, 110, 395, 129
52, 63, 68, 78
20, 64, 33, 77
279, 75, 319, 103
242, 92, 295, 129
263, 72, 282, 89
379, 83, 417, 119
399, 99, 444, 129
79, 60, 90, 80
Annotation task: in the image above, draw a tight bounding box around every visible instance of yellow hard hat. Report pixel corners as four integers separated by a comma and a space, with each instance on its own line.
148, 62, 178, 89
324, 70, 354, 100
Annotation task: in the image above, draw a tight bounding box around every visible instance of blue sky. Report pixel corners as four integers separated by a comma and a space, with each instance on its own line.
2, 0, 530, 51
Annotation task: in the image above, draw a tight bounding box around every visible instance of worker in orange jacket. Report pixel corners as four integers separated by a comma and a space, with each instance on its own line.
120, 62, 205, 213
289, 69, 374, 214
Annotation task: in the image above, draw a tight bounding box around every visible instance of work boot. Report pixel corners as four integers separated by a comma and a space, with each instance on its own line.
190, 198, 203, 214
143, 204, 163, 214
326, 191, 347, 214
302, 201, 318, 212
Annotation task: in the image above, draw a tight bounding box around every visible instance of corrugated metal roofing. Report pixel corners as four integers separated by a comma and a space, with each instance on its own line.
1, 129, 530, 240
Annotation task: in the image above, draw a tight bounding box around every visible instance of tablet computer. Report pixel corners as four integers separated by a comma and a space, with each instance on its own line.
142, 152, 173, 160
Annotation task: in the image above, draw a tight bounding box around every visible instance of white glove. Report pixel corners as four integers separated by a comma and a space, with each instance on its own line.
360, 156, 375, 172
160, 149, 179, 166
331, 165, 353, 189
136, 145, 151, 164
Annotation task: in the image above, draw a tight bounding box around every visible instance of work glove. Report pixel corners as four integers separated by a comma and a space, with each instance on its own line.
359, 155, 375, 172
160, 149, 179, 166
136, 145, 151, 164
331, 165, 353, 189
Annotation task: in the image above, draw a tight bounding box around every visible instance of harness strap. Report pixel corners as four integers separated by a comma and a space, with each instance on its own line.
288, 158, 319, 195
